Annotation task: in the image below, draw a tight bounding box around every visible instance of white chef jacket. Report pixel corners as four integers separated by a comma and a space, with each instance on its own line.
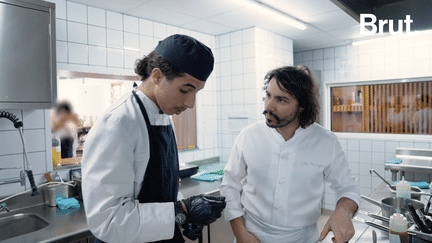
220, 121, 361, 242
82, 89, 182, 243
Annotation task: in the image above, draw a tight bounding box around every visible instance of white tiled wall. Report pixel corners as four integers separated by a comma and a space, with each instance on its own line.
215, 27, 294, 163
0, 0, 217, 197
294, 33, 432, 210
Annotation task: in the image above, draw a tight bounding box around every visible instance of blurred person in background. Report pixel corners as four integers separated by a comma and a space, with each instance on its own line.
51, 100, 80, 158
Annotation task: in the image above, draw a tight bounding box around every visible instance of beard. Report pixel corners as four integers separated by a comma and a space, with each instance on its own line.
263, 109, 300, 128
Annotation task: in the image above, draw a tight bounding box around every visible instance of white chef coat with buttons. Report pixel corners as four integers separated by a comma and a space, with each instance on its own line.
82, 89, 182, 243
220, 121, 360, 241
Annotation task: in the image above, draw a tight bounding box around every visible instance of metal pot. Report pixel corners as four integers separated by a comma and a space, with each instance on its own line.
361, 195, 425, 218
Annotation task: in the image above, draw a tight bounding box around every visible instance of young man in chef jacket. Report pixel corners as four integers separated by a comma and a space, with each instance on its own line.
82, 34, 225, 243
220, 65, 361, 243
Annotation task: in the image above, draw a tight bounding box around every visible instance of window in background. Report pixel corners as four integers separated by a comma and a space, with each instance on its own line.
331, 79, 432, 134
55, 71, 197, 169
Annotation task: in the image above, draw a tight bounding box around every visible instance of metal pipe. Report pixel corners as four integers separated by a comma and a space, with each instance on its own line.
0, 178, 23, 186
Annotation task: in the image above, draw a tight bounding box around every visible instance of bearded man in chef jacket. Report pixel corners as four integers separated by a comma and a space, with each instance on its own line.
82, 34, 226, 243
220, 65, 361, 243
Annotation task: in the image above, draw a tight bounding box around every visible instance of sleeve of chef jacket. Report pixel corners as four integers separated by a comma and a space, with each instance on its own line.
324, 138, 361, 208
219, 132, 247, 222
82, 114, 175, 243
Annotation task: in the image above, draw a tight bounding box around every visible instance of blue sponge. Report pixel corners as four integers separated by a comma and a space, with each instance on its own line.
386, 159, 402, 164
56, 197, 80, 211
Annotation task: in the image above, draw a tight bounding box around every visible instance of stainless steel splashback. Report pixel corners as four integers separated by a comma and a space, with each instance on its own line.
0, 0, 57, 109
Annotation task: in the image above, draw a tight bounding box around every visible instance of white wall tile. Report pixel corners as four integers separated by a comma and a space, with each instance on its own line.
67, 22, 87, 44
242, 28, 255, 44
243, 42, 255, 59
124, 50, 140, 69
303, 51, 312, 62
243, 58, 255, 74
56, 41, 68, 63
166, 25, 178, 37
219, 47, 230, 62
359, 140, 372, 152
28, 152, 47, 174
89, 46, 106, 66
372, 140, 385, 152
56, 19, 67, 41
347, 139, 359, 151
323, 59, 335, 70
88, 6, 106, 27
24, 129, 46, 152
68, 43, 88, 64
107, 48, 124, 68
67, 1, 87, 23
0, 154, 23, 179
23, 110, 45, 129
313, 49, 323, 60
0, 131, 23, 154
124, 32, 139, 51
231, 45, 242, 61
107, 11, 123, 30
324, 47, 335, 59
139, 19, 154, 36
49, 0, 66, 19
231, 31, 242, 46
231, 60, 243, 75
124, 15, 139, 34
107, 29, 123, 49
139, 35, 154, 53
153, 22, 167, 38
219, 33, 230, 48
88, 26, 106, 47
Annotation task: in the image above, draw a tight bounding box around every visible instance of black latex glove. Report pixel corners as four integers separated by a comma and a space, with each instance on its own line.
182, 194, 226, 225
182, 223, 204, 241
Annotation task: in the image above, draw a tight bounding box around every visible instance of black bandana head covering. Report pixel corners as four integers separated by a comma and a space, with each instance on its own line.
155, 34, 214, 82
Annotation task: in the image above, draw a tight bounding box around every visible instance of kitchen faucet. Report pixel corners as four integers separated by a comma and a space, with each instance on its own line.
0, 111, 39, 196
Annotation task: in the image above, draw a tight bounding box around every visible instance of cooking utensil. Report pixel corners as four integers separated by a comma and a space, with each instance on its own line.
372, 230, 377, 243
425, 195, 432, 215
370, 169, 393, 187
361, 195, 425, 218
45, 172, 53, 185
408, 203, 432, 234
359, 210, 389, 222
369, 169, 423, 200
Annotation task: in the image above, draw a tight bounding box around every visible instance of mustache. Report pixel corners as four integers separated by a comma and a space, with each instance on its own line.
263, 110, 280, 121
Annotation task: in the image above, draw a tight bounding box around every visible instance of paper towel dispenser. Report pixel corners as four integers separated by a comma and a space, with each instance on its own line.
0, 0, 57, 109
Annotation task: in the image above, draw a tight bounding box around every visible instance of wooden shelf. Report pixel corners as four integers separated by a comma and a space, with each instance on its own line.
332, 105, 363, 112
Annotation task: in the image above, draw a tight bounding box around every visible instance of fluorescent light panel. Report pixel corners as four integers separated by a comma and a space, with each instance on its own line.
234, 0, 307, 30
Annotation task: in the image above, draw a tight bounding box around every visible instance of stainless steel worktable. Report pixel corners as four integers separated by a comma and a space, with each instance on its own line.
0, 176, 222, 243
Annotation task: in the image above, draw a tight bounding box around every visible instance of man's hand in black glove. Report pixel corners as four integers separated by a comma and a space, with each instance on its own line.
175, 194, 226, 225
182, 223, 204, 241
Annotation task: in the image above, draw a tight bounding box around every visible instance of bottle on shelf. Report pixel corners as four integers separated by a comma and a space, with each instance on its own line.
396, 177, 411, 199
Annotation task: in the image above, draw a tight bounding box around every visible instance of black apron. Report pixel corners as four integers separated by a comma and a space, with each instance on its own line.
95, 91, 184, 243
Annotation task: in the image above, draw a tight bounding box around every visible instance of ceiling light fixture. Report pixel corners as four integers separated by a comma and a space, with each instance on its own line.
234, 0, 308, 30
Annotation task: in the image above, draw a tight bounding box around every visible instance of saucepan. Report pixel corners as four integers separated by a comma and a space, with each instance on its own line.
361, 195, 425, 218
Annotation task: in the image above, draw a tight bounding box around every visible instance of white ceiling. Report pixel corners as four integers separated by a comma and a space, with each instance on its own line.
69, 0, 368, 52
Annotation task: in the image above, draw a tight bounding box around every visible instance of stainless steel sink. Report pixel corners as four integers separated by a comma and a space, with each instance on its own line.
0, 213, 49, 241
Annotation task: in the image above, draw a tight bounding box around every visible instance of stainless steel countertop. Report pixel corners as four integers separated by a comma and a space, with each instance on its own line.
3, 170, 426, 243
0, 176, 222, 243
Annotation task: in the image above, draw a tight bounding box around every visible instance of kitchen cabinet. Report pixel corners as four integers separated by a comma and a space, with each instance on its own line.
0, 0, 57, 109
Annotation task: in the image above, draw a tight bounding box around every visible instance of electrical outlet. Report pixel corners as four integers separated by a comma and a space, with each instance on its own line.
69, 168, 82, 180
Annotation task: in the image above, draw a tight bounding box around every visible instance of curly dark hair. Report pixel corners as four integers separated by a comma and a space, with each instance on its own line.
134, 50, 185, 81
263, 65, 320, 128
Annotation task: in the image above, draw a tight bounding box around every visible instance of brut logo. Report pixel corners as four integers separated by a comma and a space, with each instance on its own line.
360, 14, 415, 36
